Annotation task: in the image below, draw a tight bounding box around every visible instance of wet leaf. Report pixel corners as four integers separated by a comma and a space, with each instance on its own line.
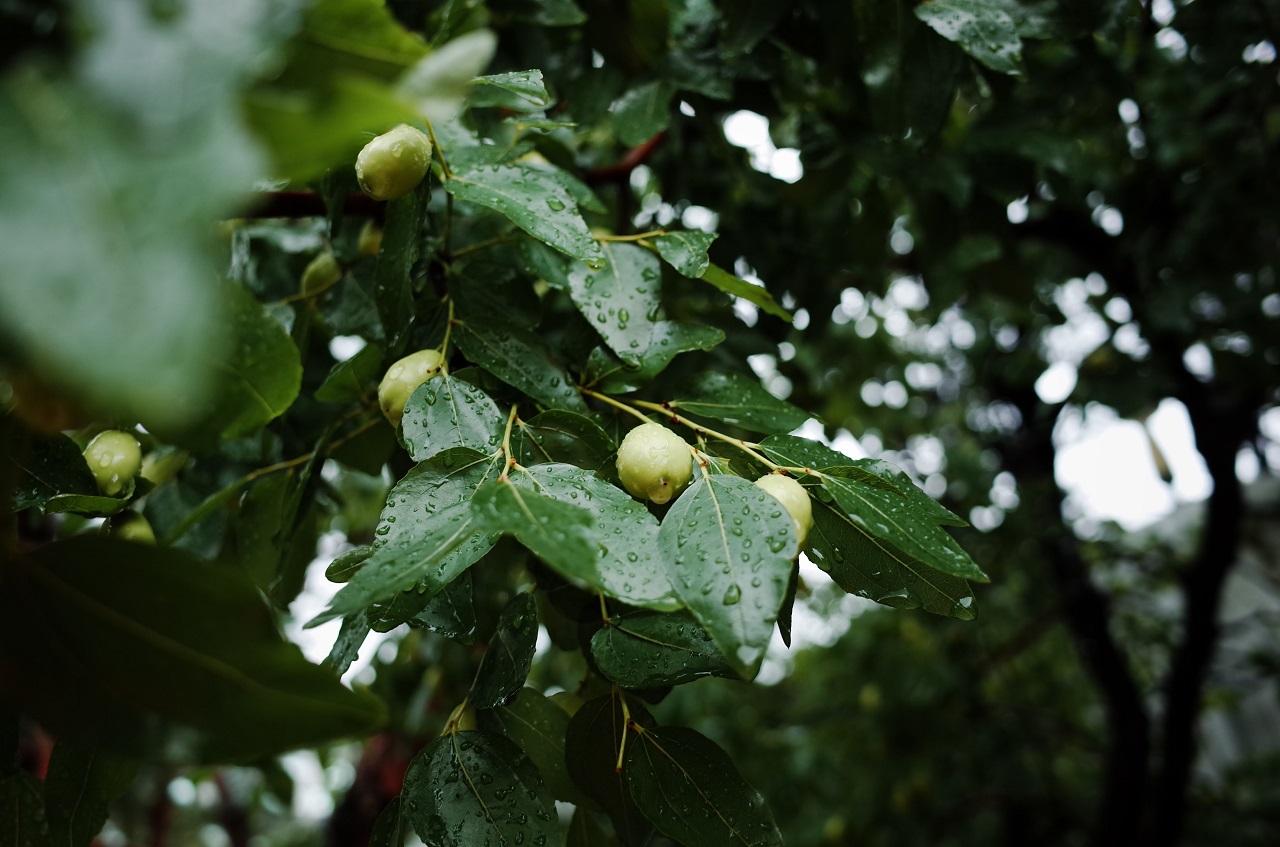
369, 796, 405, 847
479, 687, 577, 801
625, 726, 783, 847
585, 321, 725, 393
669, 371, 809, 435
914, 0, 1024, 75
658, 474, 797, 677
513, 410, 616, 470
406, 570, 476, 641
400, 375, 503, 462
9, 431, 98, 511
517, 464, 681, 611
807, 500, 977, 620
568, 242, 665, 366
453, 316, 589, 413
473, 477, 601, 588
592, 610, 736, 688
402, 730, 560, 847
653, 230, 717, 278
470, 69, 551, 111
469, 593, 540, 709
699, 264, 791, 321
324, 613, 370, 675
445, 164, 604, 263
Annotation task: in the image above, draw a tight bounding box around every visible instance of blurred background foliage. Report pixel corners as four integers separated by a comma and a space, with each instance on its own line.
3, 0, 1279, 845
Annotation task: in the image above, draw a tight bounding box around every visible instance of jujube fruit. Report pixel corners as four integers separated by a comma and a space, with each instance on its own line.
301, 251, 342, 295
109, 511, 156, 544
615, 423, 693, 505
378, 349, 445, 428
356, 124, 433, 201
83, 430, 141, 496
754, 473, 813, 548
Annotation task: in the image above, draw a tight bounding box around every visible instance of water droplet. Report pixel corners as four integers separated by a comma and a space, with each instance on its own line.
722, 583, 742, 605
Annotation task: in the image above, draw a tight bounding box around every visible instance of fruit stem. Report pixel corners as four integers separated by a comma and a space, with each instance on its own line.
499, 405, 519, 477
440, 298, 455, 365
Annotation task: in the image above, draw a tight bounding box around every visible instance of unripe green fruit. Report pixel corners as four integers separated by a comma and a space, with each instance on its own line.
83, 430, 141, 496
356, 124, 433, 201
301, 251, 342, 295
357, 221, 383, 256
378, 349, 445, 428
754, 473, 813, 548
109, 511, 155, 544
616, 423, 693, 505
140, 447, 188, 486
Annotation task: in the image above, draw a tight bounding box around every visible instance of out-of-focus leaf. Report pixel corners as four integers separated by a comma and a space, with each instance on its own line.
0, 537, 385, 763
44, 742, 139, 847
470, 69, 551, 111
316, 343, 384, 404
611, 81, 674, 146
0, 772, 49, 847
397, 30, 497, 122
402, 731, 560, 847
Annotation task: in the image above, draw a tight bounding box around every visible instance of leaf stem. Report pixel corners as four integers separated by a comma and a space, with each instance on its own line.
629, 399, 782, 470
580, 388, 654, 426
615, 687, 633, 773
499, 405, 519, 477
440, 297, 455, 364
593, 229, 665, 243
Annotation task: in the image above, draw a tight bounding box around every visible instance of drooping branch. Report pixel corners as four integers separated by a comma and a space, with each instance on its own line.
583, 132, 667, 186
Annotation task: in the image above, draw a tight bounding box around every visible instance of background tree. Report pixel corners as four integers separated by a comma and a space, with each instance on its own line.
2, 1, 1279, 847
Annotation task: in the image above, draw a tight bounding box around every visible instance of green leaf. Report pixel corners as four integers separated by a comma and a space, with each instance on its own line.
316, 343, 384, 404
625, 726, 783, 847
235, 473, 290, 592
453, 316, 589, 412
658, 474, 798, 677
402, 731, 560, 847
850, 458, 968, 527
374, 184, 430, 346
567, 806, 613, 847
565, 694, 654, 847
397, 30, 497, 122
808, 501, 977, 620
473, 478, 601, 588
314, 500, 490, 626
611, 81, 674, 146
162, 284, 302, 444
324, 614, 371, 676
406, 570, 476, 641
469, 594, 540, 709
584, 321, 726, 393
479, 688, 577, 801
513, 410, 616, 470
243, 74, 418, 183
470, 69, 552, 111
445, 164, 604, 264
518, 464, 681, 611
914, 0, 1024, 75
592, 610, 736, 688
669, 371, 810, 435
299, 0, 429, 78
653, 230, 718, 278
369, 796, 406, 847
44, 743, 139, 847
41, 493, 132, 519
700, 263, 792, 322
568, 242, 664, 366
9, 432, 98, 511
820, 468, 987, 582
0, 537, 385, 763
502, 0, 588, 27
400, 375, 503, 462
0, 772, 50, 847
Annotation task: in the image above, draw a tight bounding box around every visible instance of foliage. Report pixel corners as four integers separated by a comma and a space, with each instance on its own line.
3, 0, 1279, 845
